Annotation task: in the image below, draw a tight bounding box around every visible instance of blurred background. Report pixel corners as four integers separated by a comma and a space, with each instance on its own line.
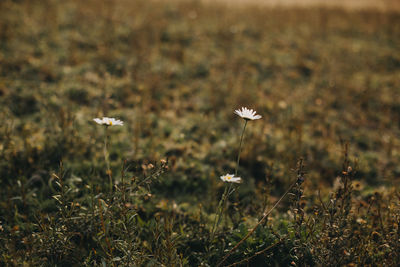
204, 0, 400, 11
0, 0, 399, 219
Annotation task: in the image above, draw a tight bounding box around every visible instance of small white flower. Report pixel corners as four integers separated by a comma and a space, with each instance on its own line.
234, 107, 262, 120
220, 174, 242, 183
93, 117, 124, 126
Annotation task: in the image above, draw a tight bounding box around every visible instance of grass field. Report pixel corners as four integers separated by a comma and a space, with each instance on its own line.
0, 0, 399, 266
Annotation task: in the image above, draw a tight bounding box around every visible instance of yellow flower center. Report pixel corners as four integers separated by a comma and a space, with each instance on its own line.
109, 121, 113, 126
226, 176, 231, 180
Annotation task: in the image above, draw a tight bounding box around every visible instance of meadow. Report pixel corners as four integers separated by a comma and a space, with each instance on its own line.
0, 0, 399, 266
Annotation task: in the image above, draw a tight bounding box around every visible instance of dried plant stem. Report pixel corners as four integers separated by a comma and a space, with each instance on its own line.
217, 179, 298, 267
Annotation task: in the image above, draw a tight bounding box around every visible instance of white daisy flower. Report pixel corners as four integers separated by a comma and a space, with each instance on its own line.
234, 107, 262, 120
220, 174, 242, 183
93, 117, 124, 126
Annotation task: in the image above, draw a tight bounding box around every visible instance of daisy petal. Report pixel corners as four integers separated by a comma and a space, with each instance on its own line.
220, 173, 242, 183
234, 107, 262, 121
93, 117, 124, 126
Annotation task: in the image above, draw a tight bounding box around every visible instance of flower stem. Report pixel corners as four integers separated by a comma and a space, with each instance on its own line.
210, 184, 231, 241
103, 126, 112, 191
217, 178, 298, 267
208, 120, 249, 262
235, 120, 248, 176
207, 182, 234, 265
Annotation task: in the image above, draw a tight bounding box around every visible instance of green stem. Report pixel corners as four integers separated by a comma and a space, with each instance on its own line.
211, 184, 232, 236
208, 119, 248, 260
217, 179, 298, 267
235, 120, 248, 176
104, 126, 112, 191
208, 183, 233, 261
